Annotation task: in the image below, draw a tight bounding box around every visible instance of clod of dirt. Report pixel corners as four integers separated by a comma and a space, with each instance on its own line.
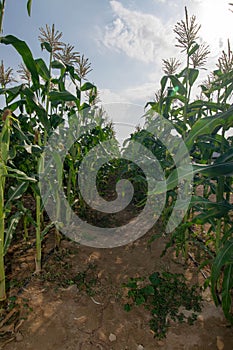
109, 333, 117, 342
216, 336, 224, 350
197, 314, 204, 322
137, 345, 144, 350
157, 340, 165, 346
15, 332, 24, 342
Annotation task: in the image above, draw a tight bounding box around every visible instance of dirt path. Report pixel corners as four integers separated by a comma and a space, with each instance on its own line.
1, 228, 232, 350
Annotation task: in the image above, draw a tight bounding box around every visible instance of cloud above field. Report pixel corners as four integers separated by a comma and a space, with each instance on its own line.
99, 81, 156, 105
101, 0, 175, 64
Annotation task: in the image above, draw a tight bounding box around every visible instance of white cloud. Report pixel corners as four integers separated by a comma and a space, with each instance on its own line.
101, 0, 176, 64
99, 88, 128, 104
99, 80, 158, 106
123, 82, 157, 104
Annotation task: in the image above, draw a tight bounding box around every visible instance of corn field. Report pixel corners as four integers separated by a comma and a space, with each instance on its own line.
0, 0, 232, 342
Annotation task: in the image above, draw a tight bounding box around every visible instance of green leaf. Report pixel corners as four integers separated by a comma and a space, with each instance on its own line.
169, 75, 187, 96
5, 182, 29, 210
30, 182, 40, 197
50, 114, 64, 129
80, 82, 96, 92
12, 120, 33, 144
66, 65, 80, 82
215, 148, 233, 164
5, 84, 23, 104
79, 102, 90, 111
35, 58, 50, 81
160, 76, 168, 94
124, 303, 131, 312
41, 41, 52, 53
41, 222, 55, 239
22, 86, 50, 129
0, 35, 39, 88
5, 166, 36, 182
224, 82, 233, 101
0, 1, 4, 29
149, 272, 161, 286
193, 162, 233, 177
4, 212, 22, 255
141, 285, 155, 296
51, 60, 66, 69
53, 152, 63, 188
190, 196, 230, 210
188, 68, 199, 87
49, 90, 77, 102
193, 205, 232, 224
222, 264, 233, 323
188, 43, 199, 57
185, 105, 233, 150
211, 239, 233, 305
135, 295, 145, 305
27, 0, 32, 16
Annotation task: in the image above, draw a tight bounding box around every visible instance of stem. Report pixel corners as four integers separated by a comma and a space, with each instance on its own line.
0, 173, 6, 301
66, 167, 73, 224
183, 209, 191, 260
2, 83, 9, 107
23, 215, 29, 240
0, 112, 11, 301
215, 127, 226, 252
55, 191, 61, 248
35, 194, 41, 273
183, 55, 190, 137
215, 219, 221, 253
0, 0, 6, 34
43, 48, 53, 146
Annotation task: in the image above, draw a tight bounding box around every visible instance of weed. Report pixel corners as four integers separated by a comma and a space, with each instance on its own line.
123, 271, 202, 339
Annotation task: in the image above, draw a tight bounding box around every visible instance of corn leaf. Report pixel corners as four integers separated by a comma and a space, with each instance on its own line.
211, 239, 233, 305
160, 76, 168, 95
222, 264, 233, 323
215, 148, 233, 164
0, 35, 39, 88
80, 82, 96, 92
35, 58, 50, 81
41, 41, 52, 53
4, 212, 22, 255
185, 105, 233, 150
188, 43, 199, 56
49, 90, 77, 102
53, 152, 63, 188
40, 222, 55, 239
27, 0, 32, 16
188, 68, 199, 87
5, 166, 36, 182
193, 161, 233, 177
51, 60, 66, 69
5, 182, 29, 211
169, 75, 186, 95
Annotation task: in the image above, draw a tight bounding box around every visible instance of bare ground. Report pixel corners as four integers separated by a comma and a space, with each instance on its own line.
0, 225, 232, 350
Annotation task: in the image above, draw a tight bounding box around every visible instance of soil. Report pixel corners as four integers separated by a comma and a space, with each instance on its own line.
0, 223, 232, 350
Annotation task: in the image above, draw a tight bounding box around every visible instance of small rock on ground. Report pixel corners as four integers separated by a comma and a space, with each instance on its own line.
216, 336, 224, 350
15, 332, 24, 342
137, 345, 144, 350
109, 333, 117, 342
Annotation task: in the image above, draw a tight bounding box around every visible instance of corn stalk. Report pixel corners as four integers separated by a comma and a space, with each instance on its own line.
0, 110, 11, 300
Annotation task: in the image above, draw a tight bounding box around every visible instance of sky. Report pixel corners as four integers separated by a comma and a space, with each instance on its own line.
1, 0, 232, 131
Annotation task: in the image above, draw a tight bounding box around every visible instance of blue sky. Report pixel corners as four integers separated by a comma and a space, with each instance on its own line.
1, 0, 232, 110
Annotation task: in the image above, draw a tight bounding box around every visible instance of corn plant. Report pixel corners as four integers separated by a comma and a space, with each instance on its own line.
0, 14, 104, 270
0, 109, 36, 300
143, 7, 233, 322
